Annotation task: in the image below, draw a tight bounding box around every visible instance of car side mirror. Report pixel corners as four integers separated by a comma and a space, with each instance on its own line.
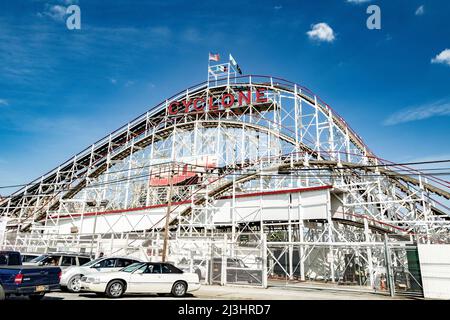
38, 262, 44, 266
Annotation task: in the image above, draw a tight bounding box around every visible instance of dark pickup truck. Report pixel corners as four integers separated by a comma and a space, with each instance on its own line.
0, 251, 61, 300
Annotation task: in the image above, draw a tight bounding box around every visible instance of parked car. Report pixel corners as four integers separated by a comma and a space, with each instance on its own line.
211, 257, 262, 284
80, 262, 200, 298
20, 253, 41, 263
0, 251, 61, 300
24, 252, 92, 269
60, 256, 141, 293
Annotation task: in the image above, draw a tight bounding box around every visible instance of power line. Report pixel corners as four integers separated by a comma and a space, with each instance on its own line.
1, 169, 449, 199
1, 159, 449, 191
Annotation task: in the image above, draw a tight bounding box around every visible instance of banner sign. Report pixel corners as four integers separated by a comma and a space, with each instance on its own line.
167, 88, 268, 116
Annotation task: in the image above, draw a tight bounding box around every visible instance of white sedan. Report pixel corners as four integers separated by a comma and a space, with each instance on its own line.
80, 262, 201, 298
60, 256, 142, 292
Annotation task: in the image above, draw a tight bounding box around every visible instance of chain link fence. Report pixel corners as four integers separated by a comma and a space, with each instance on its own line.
2, 230, 423, 297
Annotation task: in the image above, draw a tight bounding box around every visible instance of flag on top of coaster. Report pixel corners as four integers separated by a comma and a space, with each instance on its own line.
229, 54, 243, 74
209, 52, 220, 61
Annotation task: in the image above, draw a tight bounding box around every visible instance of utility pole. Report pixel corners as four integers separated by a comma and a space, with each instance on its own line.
162, 163, 174, 262
86, 200, 98, 258
88, 200, 108, 258
89, 211, 98, 257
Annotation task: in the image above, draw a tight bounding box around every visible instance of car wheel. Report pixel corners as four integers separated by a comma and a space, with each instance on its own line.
171, 281, 187, 297
29, 293, 45, 301
68, 275, 82, 293
106, 280, 125, 298
0, 284, 5, 300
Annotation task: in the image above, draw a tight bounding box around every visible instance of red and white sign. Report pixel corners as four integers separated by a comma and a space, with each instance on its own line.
167, 88, 268, 116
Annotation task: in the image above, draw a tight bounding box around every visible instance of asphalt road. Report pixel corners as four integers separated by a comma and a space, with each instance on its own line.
5, 285, 406, 300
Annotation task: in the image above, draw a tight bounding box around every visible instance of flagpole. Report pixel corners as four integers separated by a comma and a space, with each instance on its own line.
207, 53, 210, 87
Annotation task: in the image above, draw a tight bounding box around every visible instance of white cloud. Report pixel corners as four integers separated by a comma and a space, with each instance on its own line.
149, 26, 171, 38
125, 80, 135, 87
346, 0, 371, 4
431, 49, 450, 66
38, 1, 79, 22
274, 5, 282, 10
0, 99, 9, 106
415, 5, 425, 16
42, 5, 67, 22
181, 28, 202, 43
306, 23, 335, 42
383, 100, 450, 126
109, 78, 117, 85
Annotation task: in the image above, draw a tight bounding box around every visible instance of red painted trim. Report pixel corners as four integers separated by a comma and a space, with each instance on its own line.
52, 200, 191, 220
50, 185, 331, 220
218, 185, 331, 200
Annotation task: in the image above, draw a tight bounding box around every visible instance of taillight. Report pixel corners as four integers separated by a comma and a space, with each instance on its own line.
14, 273, 23, 285
58, 271, 62, 281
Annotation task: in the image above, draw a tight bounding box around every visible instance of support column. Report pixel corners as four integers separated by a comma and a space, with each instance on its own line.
384, 234, 395, 297
288, 194, 293, 280
364, 218, 375, 288
299, 193, 305, 281
262, 233, 268, 288
326, 191, 335, 283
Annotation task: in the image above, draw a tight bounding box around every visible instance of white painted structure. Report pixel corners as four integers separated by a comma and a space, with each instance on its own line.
0, 218, 6, 247
50, 187, 330, 235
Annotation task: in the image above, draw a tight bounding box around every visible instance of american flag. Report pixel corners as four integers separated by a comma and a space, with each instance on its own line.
209, 52, 220, 62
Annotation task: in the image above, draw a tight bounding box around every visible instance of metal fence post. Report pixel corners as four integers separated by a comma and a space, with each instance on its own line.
221, 234, 227, 286
262, 233, 268, 288
206, 238, 212, 285
384, 234, 395, 297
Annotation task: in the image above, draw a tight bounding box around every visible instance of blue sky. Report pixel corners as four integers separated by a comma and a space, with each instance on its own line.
0, 0, 449, 194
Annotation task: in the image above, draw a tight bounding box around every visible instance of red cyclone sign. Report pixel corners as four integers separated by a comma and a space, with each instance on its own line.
167, 88, 268, 115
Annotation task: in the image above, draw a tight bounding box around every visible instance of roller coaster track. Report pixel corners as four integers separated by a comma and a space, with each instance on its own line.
7, 119, 314, 231
2, 75, 368, 200
170, 159, 449, 227
1, 75, 448, 236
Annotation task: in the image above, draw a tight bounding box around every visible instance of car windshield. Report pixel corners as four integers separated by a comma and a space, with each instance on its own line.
29, 255, 48, 263
120, 262, 146, 272
81, 258, 102, 267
